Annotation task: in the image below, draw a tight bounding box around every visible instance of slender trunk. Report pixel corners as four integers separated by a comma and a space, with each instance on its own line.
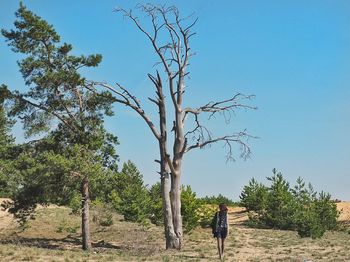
160, 158, 178, 249
159, 140, 180, 249
170, 171, 182, 249
169, 72, 185, 249
81, 176, 92, 250
155, 73, 181, 250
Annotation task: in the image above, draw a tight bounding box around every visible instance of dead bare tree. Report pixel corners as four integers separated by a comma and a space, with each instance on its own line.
89, 4, 256, 250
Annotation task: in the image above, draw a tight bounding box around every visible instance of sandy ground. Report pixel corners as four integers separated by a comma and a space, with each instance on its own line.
336, 202, 350, 221
0, 198, 14, 233
225, 202, 350, 261
0, 199, 349, 261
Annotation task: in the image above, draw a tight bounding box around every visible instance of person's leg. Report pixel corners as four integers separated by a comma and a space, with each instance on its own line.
217, 237, 222, 259
221, 228, 227, 259
221, 238, 225, 259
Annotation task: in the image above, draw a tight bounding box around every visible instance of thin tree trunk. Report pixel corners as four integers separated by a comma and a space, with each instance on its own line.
160, 160, 179, 249
81, 175, 92, 250
170, 171, 183, 249
169, 73, 185, 249
155, 72, 181, 250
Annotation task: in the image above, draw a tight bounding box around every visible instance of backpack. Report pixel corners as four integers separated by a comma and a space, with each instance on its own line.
210, 212, 218, 237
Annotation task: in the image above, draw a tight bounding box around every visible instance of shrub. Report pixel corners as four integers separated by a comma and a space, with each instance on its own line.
109, 161, 151, 223
197, 204, 217, 228
294, 206, 326, 238
99, 213, 113, 227
181, 185, 200, 232
148, 183, 163, 226
239, 178, 268, 212
262, 170, 295, 230
91, 199, 114, 227
56, 219, 79, 233
241, 169, 339, 238
314, 191, 339, 231
68, 192, 81, 214
147, 183, 212, 232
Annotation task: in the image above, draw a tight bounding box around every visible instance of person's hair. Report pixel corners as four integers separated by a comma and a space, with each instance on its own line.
219, 203, 228, 212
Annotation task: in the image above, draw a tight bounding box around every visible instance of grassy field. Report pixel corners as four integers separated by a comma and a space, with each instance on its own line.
1, 201, 350, 261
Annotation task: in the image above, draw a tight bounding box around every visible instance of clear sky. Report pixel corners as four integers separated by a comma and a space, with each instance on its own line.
1, 0, 349, 201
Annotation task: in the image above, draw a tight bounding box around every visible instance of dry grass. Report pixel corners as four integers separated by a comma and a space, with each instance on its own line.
0, 200, 350, 261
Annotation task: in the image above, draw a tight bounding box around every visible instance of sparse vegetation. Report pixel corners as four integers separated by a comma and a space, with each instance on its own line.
2, 202, 349, 261
240, 169, 339, 238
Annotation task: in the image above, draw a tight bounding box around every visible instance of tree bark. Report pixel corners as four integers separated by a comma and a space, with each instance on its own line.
170, 172, 183, 249
160, 159, 179, 249
81, 176, 92, 250
169, 69, 186, 249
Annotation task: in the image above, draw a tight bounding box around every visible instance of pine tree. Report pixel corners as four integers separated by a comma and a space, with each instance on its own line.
2, 3, 118, 250
110, 161, 151, 223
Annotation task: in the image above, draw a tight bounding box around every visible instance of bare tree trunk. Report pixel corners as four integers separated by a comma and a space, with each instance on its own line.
81, 176, 92, 250
170, 172, 183, 249
169, 71, 186, 249
160, 159, 179, 249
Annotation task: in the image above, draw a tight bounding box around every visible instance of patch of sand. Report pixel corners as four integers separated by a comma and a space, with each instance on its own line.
337, 201, 350, 221
0, 198, 15, 232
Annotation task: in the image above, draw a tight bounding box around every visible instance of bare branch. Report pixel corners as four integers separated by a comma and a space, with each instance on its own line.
183, 93, 257, 124
116, 83, 141, 108
148, 97, 159, 105
114, 7, 154, 41
87, 81, 161, 140
183, 93, 256, 161
185, 130, 256, 161
184, 17, 198, 33
184, 113, 211, 141
115, 5, 174, 78
115, 3, 197, 112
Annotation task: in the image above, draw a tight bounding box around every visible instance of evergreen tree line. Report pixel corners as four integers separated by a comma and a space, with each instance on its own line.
239, 169, 339, 238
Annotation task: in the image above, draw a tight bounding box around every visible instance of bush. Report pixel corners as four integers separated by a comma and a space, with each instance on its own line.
314, 192, 338, 231
181, 185, 200, 233
109, 161, 151, 223
197, 204, 217, 228
99, 213, 113, 227
146, 183, 213, 232
261, 170, 295, 230
240, 178, 268, 212
294, 207, 325, 238
68, 192, 81, 214
148, 183, 163, 226
56, 218, 79, 233
91, 199, 114, 227
241, 169, 339, 238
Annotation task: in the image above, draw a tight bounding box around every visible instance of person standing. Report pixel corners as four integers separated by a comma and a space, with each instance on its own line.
212, 203, 229, 260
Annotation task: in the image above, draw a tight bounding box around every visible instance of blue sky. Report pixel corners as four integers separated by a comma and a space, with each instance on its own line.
1, 0, 349, 200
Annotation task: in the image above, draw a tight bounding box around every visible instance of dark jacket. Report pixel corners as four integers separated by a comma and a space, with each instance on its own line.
211, 211, 229, 237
